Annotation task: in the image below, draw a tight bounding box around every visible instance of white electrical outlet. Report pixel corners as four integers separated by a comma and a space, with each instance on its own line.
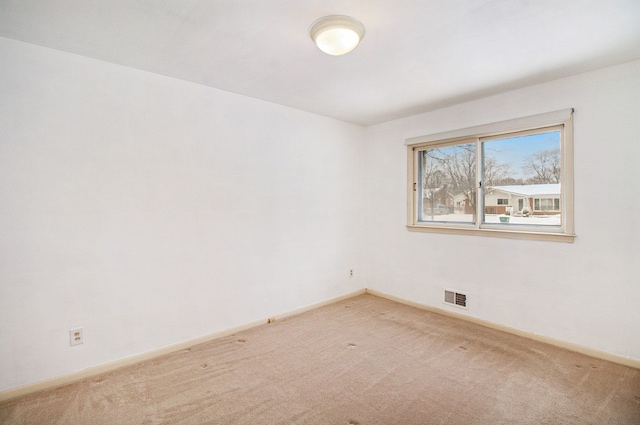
349, 269, 354, 277
70, 328, 83, 346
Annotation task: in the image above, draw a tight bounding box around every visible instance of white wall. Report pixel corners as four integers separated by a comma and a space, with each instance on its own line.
0, 37, 365, 392
2, 35, 639, 395
364, 60, 640, 361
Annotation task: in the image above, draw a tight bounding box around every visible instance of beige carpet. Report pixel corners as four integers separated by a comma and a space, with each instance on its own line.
1, 293, 639, 424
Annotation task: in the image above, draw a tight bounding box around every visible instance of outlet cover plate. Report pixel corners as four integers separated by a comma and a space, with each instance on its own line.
70, 328, 83, 346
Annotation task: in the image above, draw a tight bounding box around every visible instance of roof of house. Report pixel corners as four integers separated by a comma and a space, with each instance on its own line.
489, 184, 560, 197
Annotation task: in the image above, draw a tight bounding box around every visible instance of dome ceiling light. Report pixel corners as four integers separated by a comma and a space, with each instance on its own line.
309, 15, 365, 56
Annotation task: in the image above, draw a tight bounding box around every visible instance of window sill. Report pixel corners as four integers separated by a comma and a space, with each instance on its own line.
406, 224, 575, 243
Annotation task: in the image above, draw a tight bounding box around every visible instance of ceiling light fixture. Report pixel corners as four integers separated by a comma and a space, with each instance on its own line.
309, 15, 365, 56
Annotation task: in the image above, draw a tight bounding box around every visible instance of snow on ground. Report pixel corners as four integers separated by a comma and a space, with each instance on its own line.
422, 213, 561, 226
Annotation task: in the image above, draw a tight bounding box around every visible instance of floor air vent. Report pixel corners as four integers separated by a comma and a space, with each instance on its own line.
444, 289, 468, 309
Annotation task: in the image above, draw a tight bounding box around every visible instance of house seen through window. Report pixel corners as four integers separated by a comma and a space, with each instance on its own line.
407, 110, 574, 242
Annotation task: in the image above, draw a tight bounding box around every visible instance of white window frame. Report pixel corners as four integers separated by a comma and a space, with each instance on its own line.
406, 109, 575, 242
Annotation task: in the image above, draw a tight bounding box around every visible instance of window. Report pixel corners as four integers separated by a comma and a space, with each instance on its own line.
406, 109, 574, 242
534, 198, 560, 211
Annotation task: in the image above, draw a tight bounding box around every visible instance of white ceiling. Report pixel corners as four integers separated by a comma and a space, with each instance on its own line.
1, 0, 640, 126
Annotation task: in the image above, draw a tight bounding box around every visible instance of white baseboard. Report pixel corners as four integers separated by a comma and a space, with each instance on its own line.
365, 288, 640, 370
0, 289, 366, 402
3, 287, 636, 402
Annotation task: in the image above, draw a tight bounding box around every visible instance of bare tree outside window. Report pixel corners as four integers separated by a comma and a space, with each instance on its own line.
523, 148, 560, 183
417, 130, 562, 226
419, 143, 477, 222
408, 110, 574, 241
483, 156, 512, 186
481, 131, 561, 225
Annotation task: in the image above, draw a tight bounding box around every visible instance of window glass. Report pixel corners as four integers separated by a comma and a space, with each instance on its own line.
407, 109, 574, 242
481, 130, 561, 228
418, 143, 476, 223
